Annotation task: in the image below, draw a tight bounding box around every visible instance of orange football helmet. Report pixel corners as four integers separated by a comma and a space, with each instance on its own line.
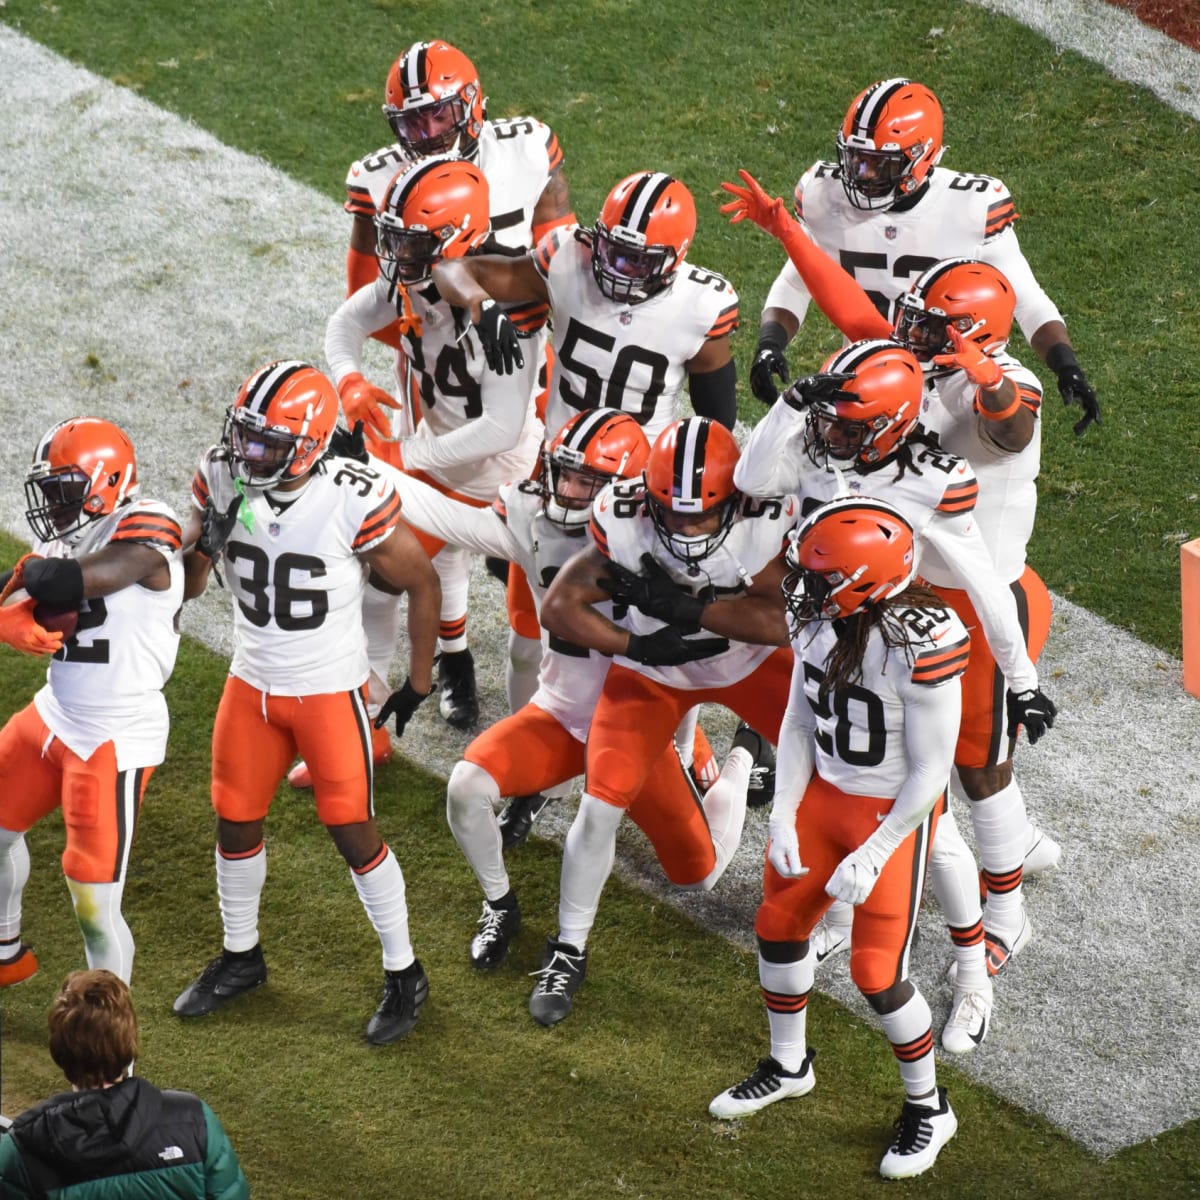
894, 257, 1016, 367
783, 496, 916, 625
383, 40, 486, 160
543, 409, 651, 528
644, 418, 740, 566
223, 361, 338, 489
25, 417, 139, 544
802, 340, 925, 470
591, 172, 696, 305
836, 78, 944, 211
375, 154, 491, 287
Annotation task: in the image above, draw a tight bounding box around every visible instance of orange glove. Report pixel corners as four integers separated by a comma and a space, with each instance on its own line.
933, 327, 1005, 389
0, 597, 63, 657
0, 553, 40, 605
337, 372, 401, 441
719, 169, 794, 240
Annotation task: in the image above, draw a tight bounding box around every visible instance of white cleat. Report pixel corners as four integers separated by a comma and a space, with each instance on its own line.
810, 915, 852, 966
1023, 826, 1062, 875
941, 983, 994, 1054
879, 1087, 958, 1179
709, 1050, 816, 1119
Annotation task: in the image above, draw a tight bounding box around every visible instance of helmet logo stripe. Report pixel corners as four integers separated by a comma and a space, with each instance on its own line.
623, 173, 674, 236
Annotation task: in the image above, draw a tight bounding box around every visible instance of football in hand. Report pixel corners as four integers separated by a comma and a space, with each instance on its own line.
33, 602, 79, 641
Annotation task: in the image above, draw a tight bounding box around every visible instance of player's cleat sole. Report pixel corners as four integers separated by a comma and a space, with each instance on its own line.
469, 897, 521, 969
288, 724, 392, 790
438, 648, 479, 731
173, 945, 267, 1017
529, 937, 587, 1026
941, 983, 993, 1054
879, 1087, 957, 1179
498, 793, 554, 849
0, 945, 38, 988
367, 959, 429, 1045
709, 1050, 816, 1118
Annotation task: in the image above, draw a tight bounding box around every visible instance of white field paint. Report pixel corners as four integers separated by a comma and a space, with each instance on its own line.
1, 20, 1196, 1155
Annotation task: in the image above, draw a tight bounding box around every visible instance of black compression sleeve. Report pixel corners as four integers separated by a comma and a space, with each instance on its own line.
23, 557, 85, 609
688, 360, 738, 429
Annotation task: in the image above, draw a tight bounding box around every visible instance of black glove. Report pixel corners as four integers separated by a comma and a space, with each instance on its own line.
781, 372, 855, 414
1056, 365, 1101, 436
750, 344, 789, 405
625, 626, 729, 667
197, 494, 243, 560
373, 677, 432, 738
1006, 687, 1057, 745
597, 553, 706, 633
476, 299, 524, 375
327, 420, 369, 464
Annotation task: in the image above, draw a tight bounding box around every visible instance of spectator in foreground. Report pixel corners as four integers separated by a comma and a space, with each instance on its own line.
0, 969, 248, 1198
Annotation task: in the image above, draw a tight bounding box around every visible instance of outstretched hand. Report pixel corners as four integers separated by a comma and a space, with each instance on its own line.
337, 372, 400, 441
374, 677, 433, 738
932, 327, 1005, 390
719, 169, 794, 241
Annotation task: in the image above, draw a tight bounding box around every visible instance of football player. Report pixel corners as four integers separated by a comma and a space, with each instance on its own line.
172, 361, 441, 1046
320, 155, 545, 769
533, 418, 795, 1026
0, 418, 183, 985
392, 410, 757, 971
341, 39, 576, 731
723, 171, 1056, 991
704, 498, 964, 1180
746, 78, 1100, 435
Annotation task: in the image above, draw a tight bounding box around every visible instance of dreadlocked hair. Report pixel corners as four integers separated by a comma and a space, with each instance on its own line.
817, 581, 946, 699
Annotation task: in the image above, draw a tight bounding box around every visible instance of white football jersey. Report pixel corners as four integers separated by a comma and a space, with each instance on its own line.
192, 449, 402, 695
789, 601, 968, 798
389, 471, 612, 742
765, 162, 1062, 340
734, 401, 1038, 693
345, 117, 564, 254
588, 478, 799, 690
325, 278, 544, 502
33, 499, 183, 770
917, 356, 1043, 583
535, 227, 739, 443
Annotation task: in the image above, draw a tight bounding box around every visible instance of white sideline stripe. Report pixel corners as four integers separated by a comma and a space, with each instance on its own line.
1, 24, 1195, 1157
964, 0, 1200, 120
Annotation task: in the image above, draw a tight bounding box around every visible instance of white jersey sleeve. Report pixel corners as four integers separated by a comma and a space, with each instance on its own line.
732, 395, 810, 496
325, 280, 396, 382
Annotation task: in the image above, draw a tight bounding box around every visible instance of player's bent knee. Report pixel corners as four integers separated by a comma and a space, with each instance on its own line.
447, 760, 500, 818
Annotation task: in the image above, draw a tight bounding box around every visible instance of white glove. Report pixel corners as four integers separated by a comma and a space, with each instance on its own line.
767, 811, 808, 878
825, 844, 888, 905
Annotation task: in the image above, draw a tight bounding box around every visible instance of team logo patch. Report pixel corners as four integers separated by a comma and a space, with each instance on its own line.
884, 225, 898, 241
268, 522, 281, 538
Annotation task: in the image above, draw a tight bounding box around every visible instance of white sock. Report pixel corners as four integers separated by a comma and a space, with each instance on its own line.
970, 780, 1027, 936
363, 582, 403, 716
67, 878, 134, 983
434, 546, 470, 653
351, 846, 414, 972
760, 952, 813, 1073
558, 792, 622, 950
217, 843, 266, 953
505, 628, 542, 713
672, 706, 700, 771
693, 746, 750, 891
446, 760, 510, 902
876, 989, 937, 1102
0, 828, 30, 951
928, 807, 987, 989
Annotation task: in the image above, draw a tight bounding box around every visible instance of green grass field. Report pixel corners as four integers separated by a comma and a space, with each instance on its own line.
1, 2, 1198, 1196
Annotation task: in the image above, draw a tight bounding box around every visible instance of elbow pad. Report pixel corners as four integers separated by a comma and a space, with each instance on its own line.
23, 557, 85, 609
688, 360, 738, 429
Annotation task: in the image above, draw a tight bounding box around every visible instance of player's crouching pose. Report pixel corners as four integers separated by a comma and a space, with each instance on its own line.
172, 361, 440, 1045
0, 418, 183, 986
704, 498, 964, 1180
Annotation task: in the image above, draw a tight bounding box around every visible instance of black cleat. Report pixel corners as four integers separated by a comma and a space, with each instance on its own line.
498, 793, 555, 848
733, 722, 776, 808
173, 945, 267, 1017
367, 959, 429, 1045
438, 648, 479, 731
469, 897, 521, 969
528, 937, 587, 1027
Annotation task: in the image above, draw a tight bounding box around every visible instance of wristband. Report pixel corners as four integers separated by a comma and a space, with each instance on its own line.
1044, 343, 1079, 374
974, 391, 1024, 422
756, 321, 789, 356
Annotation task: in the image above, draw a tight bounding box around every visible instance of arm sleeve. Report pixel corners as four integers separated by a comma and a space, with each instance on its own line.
687, 360, 737, 429
391, 473, 523, 563
882, 674, 961, 836
979, 227, 1063, 343
731, 396, 810, 495
772, 652, 817, 821
202, 1102, 250, 1200
922, 513, 1039, 693
324, 283, 397, 383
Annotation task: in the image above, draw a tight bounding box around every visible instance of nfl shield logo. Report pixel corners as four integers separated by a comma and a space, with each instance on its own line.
268, 522, 281, 538
619, 310, 633, 325
884, 226, 898, 241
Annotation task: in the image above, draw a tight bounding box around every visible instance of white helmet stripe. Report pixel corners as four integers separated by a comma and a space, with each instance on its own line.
621, 172, 673, 236
852, 77, 909, 138
242, 360, 307, 419
671, 417, 708, 512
